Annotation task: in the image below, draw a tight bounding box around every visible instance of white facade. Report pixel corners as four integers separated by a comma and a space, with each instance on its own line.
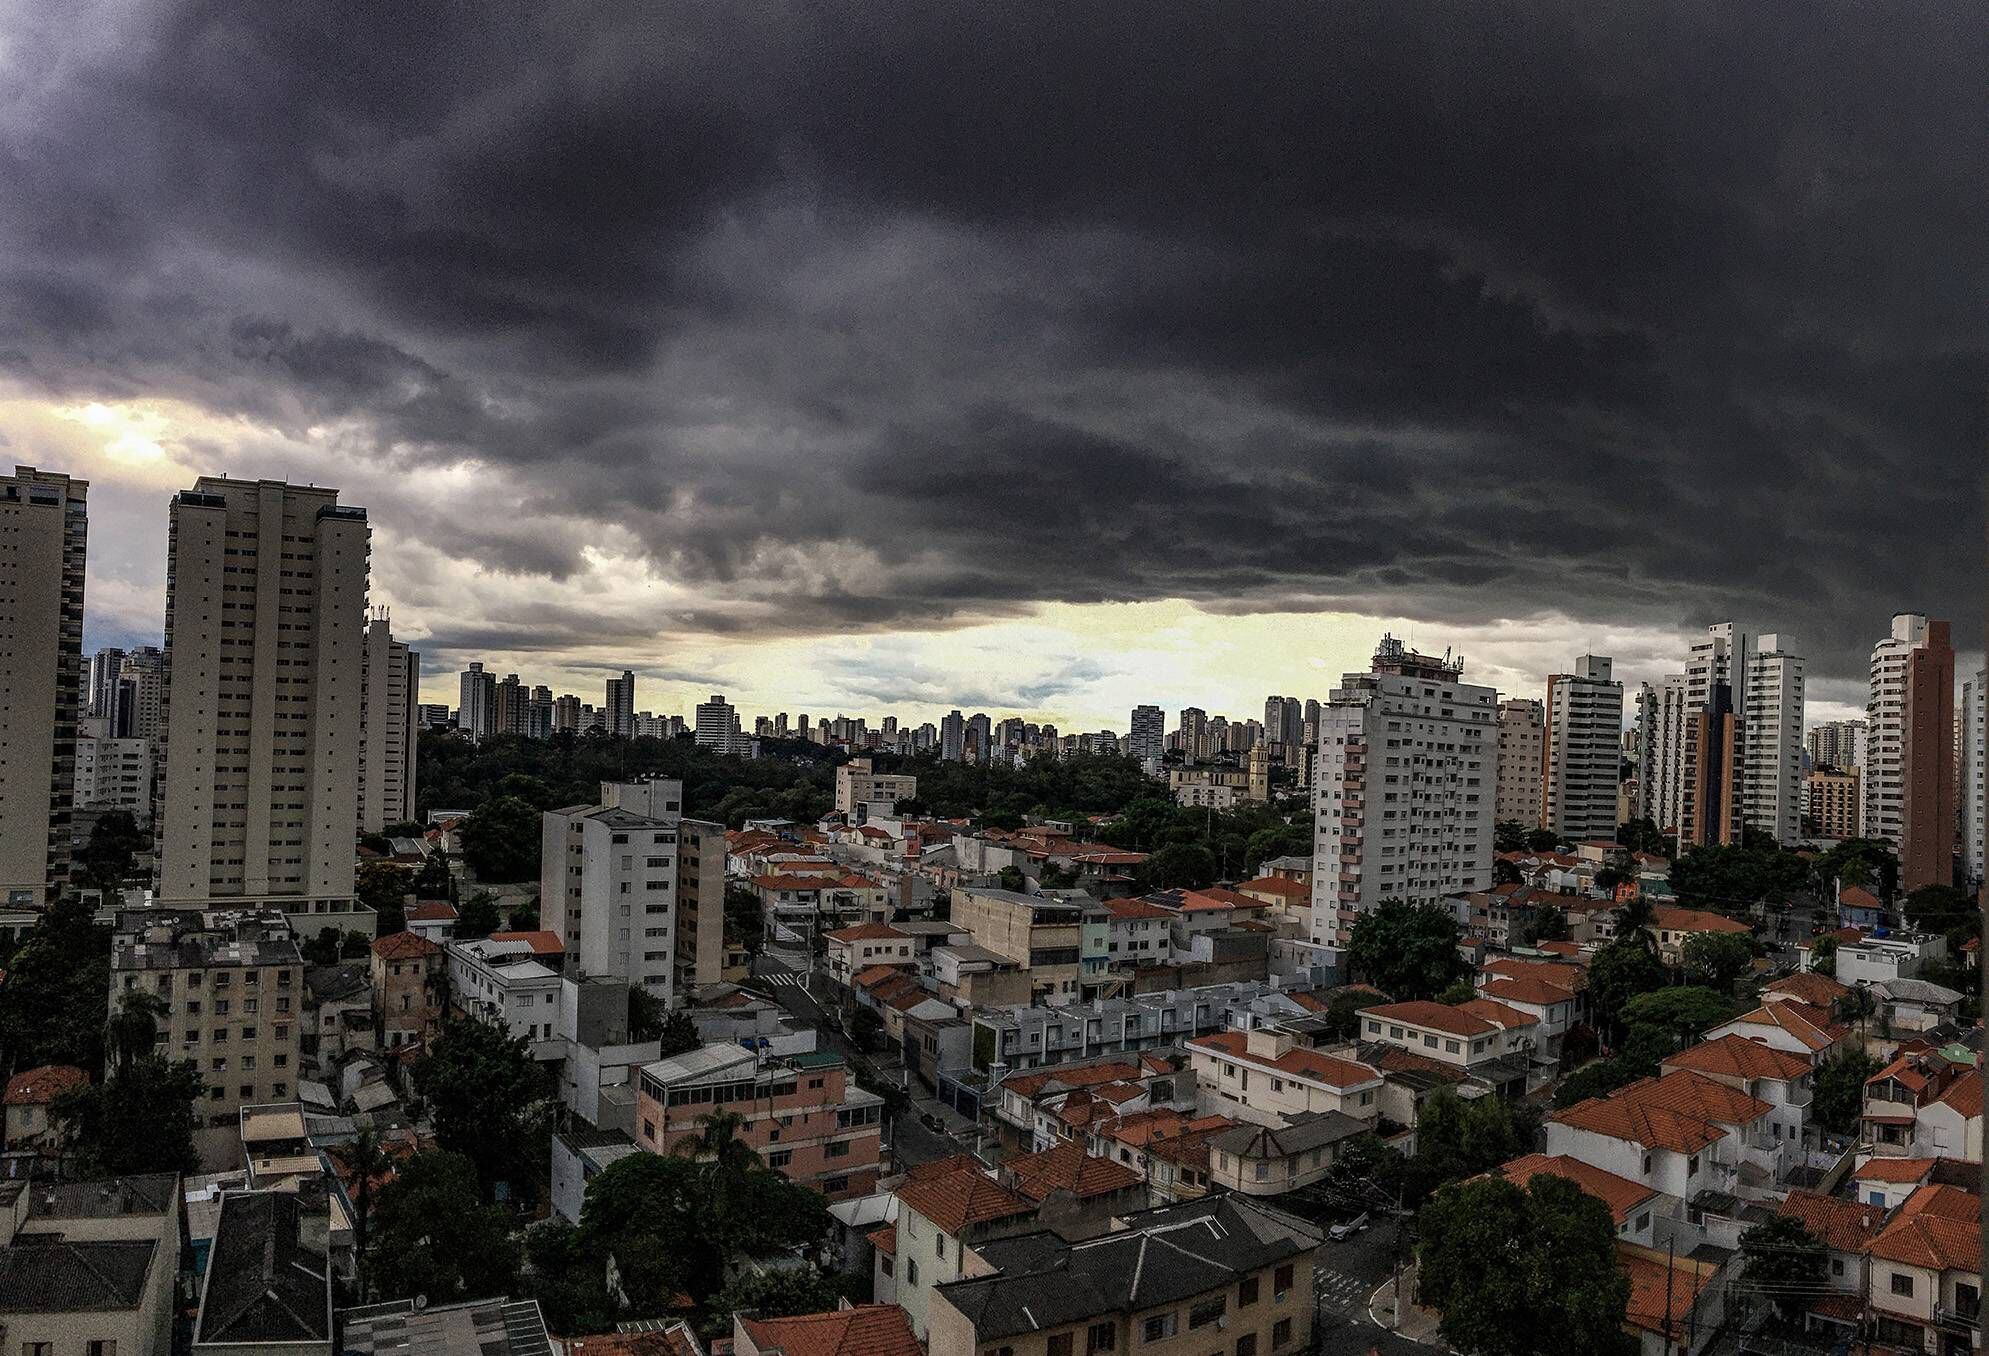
694, 693, 739, 753
1863, 614, 1927, 860
1544, 656, 1623, 843
1127, 704, 1165, 772
74, 725, 157, 826
1647, 673, 1691, 832
1963, 670, 1985, 889
458, 662, 496, 741
1310, 635, 1496, 946
1494, 697, 1544, 827
447, 936, 562, 1045
542, 803, 679, 999
1740, 635, 1805, 845
357, 614, 417, 834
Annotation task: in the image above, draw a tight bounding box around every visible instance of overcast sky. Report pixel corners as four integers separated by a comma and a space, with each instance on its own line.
2, 3, 1980, 729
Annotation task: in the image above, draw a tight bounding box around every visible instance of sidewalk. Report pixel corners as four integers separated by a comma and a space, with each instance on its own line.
1368, 1261, 1447, 1349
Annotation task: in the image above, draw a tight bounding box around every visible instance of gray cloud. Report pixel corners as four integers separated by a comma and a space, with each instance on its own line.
1, 1, 1981, 683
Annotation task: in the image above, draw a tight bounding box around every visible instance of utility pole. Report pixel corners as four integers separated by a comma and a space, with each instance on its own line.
1660, 1236, 1676, 1356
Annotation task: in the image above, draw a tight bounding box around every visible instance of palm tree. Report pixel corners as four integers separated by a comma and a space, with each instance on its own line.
682, 1111, 761, 1258
336, 1128, 392, 1301
106, 991, 166, 1076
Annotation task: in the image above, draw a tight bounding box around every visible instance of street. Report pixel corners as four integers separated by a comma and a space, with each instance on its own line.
1310, 1218, 1445, 1356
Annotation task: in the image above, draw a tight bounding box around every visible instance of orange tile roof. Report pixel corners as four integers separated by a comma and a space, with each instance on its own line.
1362, 1000, 1499, 1038
371, 931, 440, 961
1662, 1035, 1812, 1082
1003, 1140, 1144, 1202
824, 923, 909, 943
1366, 1045, 1467, 1084
1455, 997, 1537, 1030
1649, 907, 1751, 935
893, 1164, 1036, 1235
1237, 876, 1310, 899
488, 929, 563, 955
1725, 1002, 1844, 1053
866, 1224, 896, 1256
1620, 1244, 1714, 1338
1188, 1031, 1382, 1090
1000, 1061, 1147, 1100
1481, 957, 1586, 992
1494, 1153, 1656, 1225
1851, 1156, 1938, 1185
1778, 1190, 1887, 1254
737, 1305, 922, 1356
2, 1064, 87, 1106
1868, 1187, 1981, 1273
1934, 1068, 1981, 1117
1479, 978, 1575, 1008
1838, 885, 1882, 909
1098, 897, 1172, 921
1551, 1070, 1769, 1154
406, 901, 458, 922
1763, 971, 1850, 1006
854, 964, 905, 988
565, 1325, 702, 1356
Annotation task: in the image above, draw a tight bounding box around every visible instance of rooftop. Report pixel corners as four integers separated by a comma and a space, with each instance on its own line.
738, 1303, 920, 1356
336, 1296, 555, 1356
894, 1164, 1036, 1234
1491, 1153, 1656, 1226
194, 1192, 331, 1346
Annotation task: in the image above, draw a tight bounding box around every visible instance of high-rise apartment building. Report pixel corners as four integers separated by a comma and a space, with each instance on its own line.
0, 467, 87, 910
1803, 767, 1861, 841
1264, 695, 1304, 750
357, 613, 418, 834
1649, 623, 1755, 839
1127, 704, 1165, 772
1177, 707, 1209, 762
939, 710, 965, 762
673, 816, 727, 995
605, 670, 636, 737
528, 685, 554, 738
1806, 719, 1866, 771
1494, 698, 1545, 826
1865, 614, 1954, 891
1543, 656, 1624, 843
542, 780, 685, 999
74, 717, 158, 829
457, 663, 496, 741
156, 478, 368, 924
118, 646, 166, 740
965, 713, 991, 764
693, 694, 739, 753
551, 693, 581, 734
88, 646, 126, 722
1740, 635, 1805, 845
1310, 636, 1495, 946
1677, 680, 1742, 849
1963, 670, 1985, 890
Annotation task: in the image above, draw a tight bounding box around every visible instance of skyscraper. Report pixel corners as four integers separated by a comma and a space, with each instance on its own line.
529, 685, 554, 738
1263, 695, 1303, 750
1740, 635, 1805, 845
0, 467, 87, 910
358, 612, 418, 834
606, 669, 636, 737
1543, 657, 1625, 843
1865, 614, 1954, 891
939, 710, 965, 762
1494, 697, 1545, 826
458, 662, 496, 741
117, 645, 166, 740
1963, 670, 1985, 891
1127, 705, 1165, 771
88, 646, 126, 722
694, 694, 739, 753
1805, 720, 1867, 771
1177, 707, 1209, 762
156, 477, 369, 915
552, 693, 581, 734
494, 673, 527, 736
1310, 635, 1496, 946
966, 713, 992, 763
1678, 678, 1742, 849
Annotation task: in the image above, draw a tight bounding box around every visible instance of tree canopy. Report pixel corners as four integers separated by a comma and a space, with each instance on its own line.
369, 1151, 520, 1304
0, 891, 112, 1074
460, 796, 542, 883
1668, 842, 1808, 911
1346, 899, 1468, 1002
1680, 931, 1756, 994
1812, 1048, 1879, 1136
1583, 938, 1667, 1037
1617, 987, 1736, 1051
1739, 1215, 1827, 1328
413, 1015, 550, 1196
52, 992, 202, 1177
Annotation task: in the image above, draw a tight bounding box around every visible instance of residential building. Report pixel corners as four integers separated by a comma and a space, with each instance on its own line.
88, 645, 127, 722
693, 693, 739, 753
458, 662, 497, 741
824, 922, 916, 988
369, 932, 443, 1050
1546, 1069, 1785, 1204
1660, 1036, 1814, 1150
1861, 1184, 1981, 1354
971, 981, 1295, 1073
1807, 719, 1867, 772
117, 645, 166, 741
0, 1173, 182, 1356
1492, 1153, 1661, 1245
493, 673, 526, 736
550, 692, 580, 733
542, 793, 681, 999
734, 1305, 921, 1356
1543, 656, 1625, 842
1169, 765, 1254, 808
1128, 704, 1165, 772
2, 1064, 88, 1158
1804, 766, 1861, 839
0, 467, 87, 910
940, 710, 966, 762
110, 909, 303, 1145
74, 721, 158, 827
1310, 634, 1497, 946
357, 612, 418, 834
1649, 624, 1749, 838
1702, 1002, 1848, 1063
881, 1159, 1039, 1339
1862, 1055, 1981, 1161
604, 669, 636, 737
156, 478, 369, 924
447, 932, 564, 1046
927, 1194, 1324, 1356
634, 1046, 884, 1201
1207, 1110, 1369, 1196
192, 1191, 331, 1355
1618, 1242, 1726, 1356
1187, 1028, 1382, 1127
1962, 669, 1985, 889
835, 757, 916, 815
1837, 931, 1947, 985
1645, 906, 1752, 965
1678, 676, 1743, 849
1495, 697, 1545, 826
1740, 635, 1806, 844
951, 887, 1085, 1004
1865, 614, 1956, 890
672, 816, 727, 994
1357, 999, 1538, 1093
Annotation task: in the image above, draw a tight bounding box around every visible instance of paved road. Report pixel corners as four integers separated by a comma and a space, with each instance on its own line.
1310, 1219, 1447, 1356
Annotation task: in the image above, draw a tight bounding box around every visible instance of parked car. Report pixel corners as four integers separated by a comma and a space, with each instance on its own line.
1329, 1213, 1369, 1241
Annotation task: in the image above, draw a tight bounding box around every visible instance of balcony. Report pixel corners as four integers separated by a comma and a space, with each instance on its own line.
1934, 1304, 1980, 1333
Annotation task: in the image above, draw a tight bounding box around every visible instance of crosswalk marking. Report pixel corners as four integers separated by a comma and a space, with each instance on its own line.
759, 971, 804, 988
1312, 1267, 1366, 1313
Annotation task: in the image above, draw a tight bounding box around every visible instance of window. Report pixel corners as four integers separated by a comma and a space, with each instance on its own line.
1634, 1211, 1650, 1233
1239, 1276, 1260, 1307
768, 1149, 792, 1168
1272, 1318, 1292, 1347
1274, 1263, 1294, 1296
88, 1344, 117, 1356
935, 1233, 947, 1260
906, 1260, 919, 1286
1235, 1336, 1257, 1356
1188, 1297, 1226, 1329
1047, 1336, 1073, 1356
1686, 1154, 1700, 1176
1890, 1273, 1914, 1297
1086, 1321, 1116, 1354
1142, 1313, 1178, 1342
25, 1344, 53, 1356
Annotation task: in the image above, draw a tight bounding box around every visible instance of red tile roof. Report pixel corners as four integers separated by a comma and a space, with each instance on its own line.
1722, 1002, 1844, 1053
1550, 1070, 1770, 1154
1237, 876, 1310, 900
1620, 1244, 1714, 1339
1649, 907, 1751, 936
1481, 957, 1586, 992
737, 1305, 922, 1356
894, 1165, 1036, 1235
2, 1064, 87, 1107
371, 931, 440, 961
1000, 1061, 1149, 1100
824, 923, 909, 943
1662, 1035, 1812, 1082
1479, 978, 1575, 1009
488, 930, 563, 955
866, 1224, 896, 1256
1098, 897, 1172, 921
1455, 998, 1537, 1031
1188, 1031, 1381, 1089
1493, 1153, 1657, 1225
407, 901, 458, 922
1934, 1068, 1981, 1117
1362, 1000, 1500, 1038
1763, 972, 1850, 1007
1777, 1190, 1887, 1254
1003, 1140, 1144, 1202
1868, 1186, 1981, 1273
1851, 1156, 1938, 1185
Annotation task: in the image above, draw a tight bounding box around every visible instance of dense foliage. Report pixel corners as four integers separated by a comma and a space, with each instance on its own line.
1739, 1215, 1828, 1327
412, 1015, 552, 1197
1346, 899, 1469, 1001
1668, 842, 1808, 911
0, 892, 112, 1074
1093, 795, 1310, 881
369, 1151, 521, 1303
1812, 1048, 1880, 1136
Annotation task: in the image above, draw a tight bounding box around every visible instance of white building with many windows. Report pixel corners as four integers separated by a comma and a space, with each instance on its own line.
541, 797, 680, 1000
1310, 635, 1495, 946
1544, 656, 1624, 843
1741, 635, 1805, 845
1963, 669, 1985, 890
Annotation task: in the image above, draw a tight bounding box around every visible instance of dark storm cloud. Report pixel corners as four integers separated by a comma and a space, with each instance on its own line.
1, 1, 1981, 678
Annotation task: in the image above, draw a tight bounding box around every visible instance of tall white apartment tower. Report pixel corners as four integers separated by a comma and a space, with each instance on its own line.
1543, 656, 1624, 843
1648, 674, 1692, 832
693, 694, 739, 753
1310, 635, 1496, 947
1865, 613, 1928, 866
156, 478, 369, 913
1740, 635, 1806, 844
1127, 705, 1165, 773
1962, 670, 1986, 890
605, 670, 636, 737
1493, 698, 1545, 826
458, 663, 496, 741
0, 467, 87, 910
542, 781, 685, 999
88, 646, 126, 722
358, 612, 418, 833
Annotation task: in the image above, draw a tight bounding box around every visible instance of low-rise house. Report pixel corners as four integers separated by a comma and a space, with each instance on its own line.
1775, 1189, 1885, 1326
339, 1297, 557, 1356
634, 1045, 884, 1200
1356, 999, 1538, 1095
1096, 895, 1172, 966
1474, 976, 1580, 1056
1762, 971, 1850, 1009
2, 1064, 87, 1157
1702, 1001, 1848, 1062
1187, 1029, 1382, 1127
970, 979, 1305, 1073
1849, 1154, 1940, 1209
1547, 1070, 1783, 1204
1874, 977, 1967, 1033
404, 900, 457, 942
551, 1126, 643, 1225
1837, 931, 1948, 985
1861, 1183, 1981, 1354
369, 932, 443, 1051
1491, 1153, 1660, 1244
1862, 1053, 1977, 1158
0, 1174, 181, 1356
1645, 907, 1752, 964
950, 887, 1087, 1004
884, 1160, 1039, 1340
302, 962, 373, 1072
992, 1055, 1189, 1152
192, 1190, 332, 1355
1135, 1116, 1239, 1203
734, 1304, 920, 1356
1208, 1110, 1368, 1197
1910, 1067, 1982, 1162
823, 923, 915, 989
1660, 1035, 1815, 1150
1235, 875, 1311, 915
447, 933, 563, 1048
998, 1140, 1147, 1239
1618, 1241, 1725, 1356
928, 1194, 1325, 1356
1837, 884, 1886, 929
928, 944, 1031, 1007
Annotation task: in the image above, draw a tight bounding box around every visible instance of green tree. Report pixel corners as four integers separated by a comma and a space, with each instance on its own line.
1669, 843, 1807, 911
52, 993, 202, 1177
412, 853, 455, 901
356, 860, 415, 935
0, 892, 112, 1074
1902, 884, 1977, 939
1812, 1047, 1879, 1136
1520, 903, 1571, 945
1619, 987, 1736, 1052
1679, 931, 1756, 994
1417, 1175, 1633, 1356
1739, 1215, 1827, 1328
1811, 838, 1900, 902
1810, 933, 1840, 977
1403, 1089, 1524, 1204
522, 1221, 616, 1335
848, 1005, 884, 1054
1524, 829, 1562, 853
455, 891, 500, 939
654, 1008, 699, 1056
1346, 899, 1468, 1002
413, 1015, 549, 1195
1140, 842, 1217, 890
996, 865, 1028, 892
1617, 818, 1665, 855
75, 810, 146, 897
461, 796, 542, 883
1437, 979, 1478, 1005
369, 1151, 520, 1303
706, 1265, 842, 1335
1494, 821, 1531, 854
334, 1127, 393, 1301
1323, 986, 1390, 1040
301, 926, 345, 967
1585, 939, 1666, 1037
